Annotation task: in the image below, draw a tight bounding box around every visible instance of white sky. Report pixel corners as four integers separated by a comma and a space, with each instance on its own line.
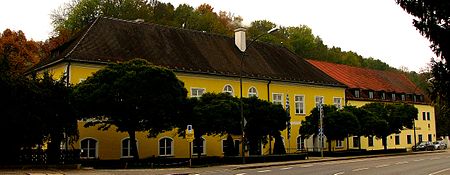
0, 0, 436, 72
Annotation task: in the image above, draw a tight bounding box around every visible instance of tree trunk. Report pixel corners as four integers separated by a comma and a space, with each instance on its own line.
328, 139, 332, 152
382, 136, 388, 150
346, 135, 350, 150
47, 132, 63, 164
128, 130, 139, 160
358, 136, 362, 150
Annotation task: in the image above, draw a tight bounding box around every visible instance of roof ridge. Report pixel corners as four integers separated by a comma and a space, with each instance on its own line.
64, 17, 101, 59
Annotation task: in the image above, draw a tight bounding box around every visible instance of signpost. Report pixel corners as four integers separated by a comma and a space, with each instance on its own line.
186, 125, 194, 167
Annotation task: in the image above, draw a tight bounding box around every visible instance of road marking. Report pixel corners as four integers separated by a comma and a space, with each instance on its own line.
375, 164, 390, 168
395, 161, 408, 165
430, 158, 440, 160
257, 170, 272, 173
429, 168, 450, 175
352, 168, 369, 171
235, 173, 246, 175
300, 164, 313, 168
280, 167, 292, 170
414, 159, 424, 162
333, 172, 345, 175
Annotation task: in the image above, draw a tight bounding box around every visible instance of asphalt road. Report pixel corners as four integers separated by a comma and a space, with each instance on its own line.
2, 151, 450, 175
226, 152, 450, 175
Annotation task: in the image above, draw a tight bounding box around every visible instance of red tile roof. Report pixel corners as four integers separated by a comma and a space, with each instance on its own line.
307, 60, 423, 95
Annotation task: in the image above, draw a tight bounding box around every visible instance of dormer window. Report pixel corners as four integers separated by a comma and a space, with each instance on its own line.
401, 94, 405, 101
369, 91, 374, 99
381, 92, 385, 100
354, 90, 360, 98
413, 95, 417, 102
392, 93, 396, 101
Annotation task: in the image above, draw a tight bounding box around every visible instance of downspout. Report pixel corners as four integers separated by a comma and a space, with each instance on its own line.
267, 79, 272, 154
66, 60, 71, 87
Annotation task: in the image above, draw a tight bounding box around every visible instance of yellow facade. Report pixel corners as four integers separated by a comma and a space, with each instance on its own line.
40, 62, 346, 159
342, 100, 436, 151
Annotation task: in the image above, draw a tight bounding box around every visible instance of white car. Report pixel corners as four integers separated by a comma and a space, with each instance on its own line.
432, 141, 447, 150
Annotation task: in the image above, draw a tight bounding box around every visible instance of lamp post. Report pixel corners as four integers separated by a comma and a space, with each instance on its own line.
235, 27, 279, 164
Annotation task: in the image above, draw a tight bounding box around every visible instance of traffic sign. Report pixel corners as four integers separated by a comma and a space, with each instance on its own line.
186, 125, 194, 142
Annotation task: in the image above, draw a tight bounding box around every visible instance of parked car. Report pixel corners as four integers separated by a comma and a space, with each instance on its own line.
432, 141, 447, 150
412, 141, 435, 151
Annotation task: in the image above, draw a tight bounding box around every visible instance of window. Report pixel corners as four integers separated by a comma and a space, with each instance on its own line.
418, 134, 423, 142
401, 94, 405, 101
315, 96, 324, 108
395, 135, 400, 145
407, 135, 412, 144
427, 112, 431, 120
413, 95, 417, 102
248, 87, 258, 97
369, 91, 374, 99
353, 136, 360, 148
428, 134, 432, 142
272, 93, 283, 106
223, 84, 233, 95
336, 139, 343, 148
419, 95, 423, 102
80, 138, 97, 159
381, 92, 386, 100
354, 90, 360, 98
368, 136, 374, 147
392, 93, 396, 101
422, 112, 426, 120
121, 138, 136, 158
222, 139, 239, 154
333, 97, 342, 109
191, 88, 205, 98
193, 137, 206, 155
294, 95, 305, 114
296, 136, 304, 150
159, 137, 173, 156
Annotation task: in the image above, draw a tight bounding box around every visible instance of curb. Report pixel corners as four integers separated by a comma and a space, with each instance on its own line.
233, 150, 445, 170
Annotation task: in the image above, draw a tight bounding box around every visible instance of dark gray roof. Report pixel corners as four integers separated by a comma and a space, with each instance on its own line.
34, 17, 344, 87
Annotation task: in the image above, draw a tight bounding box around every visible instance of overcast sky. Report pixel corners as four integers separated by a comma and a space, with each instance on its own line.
0, 0, 436, 72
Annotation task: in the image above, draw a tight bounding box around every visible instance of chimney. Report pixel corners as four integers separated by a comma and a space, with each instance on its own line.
234, 28, 246, 52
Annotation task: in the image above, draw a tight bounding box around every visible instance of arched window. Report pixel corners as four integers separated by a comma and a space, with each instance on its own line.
193, 137, 206, 155
223, 84, 234, 95
248, 87, 258, 97
122, 138, 137, 158
159, 137, 173, 156
80, 138, 97, 159
296, 136, 304, 150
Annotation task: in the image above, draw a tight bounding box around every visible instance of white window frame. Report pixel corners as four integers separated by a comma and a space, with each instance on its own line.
354, 90, 360, 98
333, 97, 342, 109
272, 93, 283, 106
80, 138, 98, 159
315, 96, 324, 108
192, 137, 207, 155
294, 95, 305, 114
368, 91, 374, 99
248, 86, 258, 97
158, 137, 174, 156
296, 136, 304, 150
401, 94, 405, 101
336, 139, 343, 148
190, 87, 206, 98
223, 84, 234, 96
121, 137, 138, 158
381, 92, 386, 100
392, 93, 396, 101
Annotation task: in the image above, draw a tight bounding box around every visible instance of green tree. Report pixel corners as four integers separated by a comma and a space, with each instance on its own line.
243, 97, 288, 155
362, 103, 418, 150
299, 105, 337, 151
323, 111, 359, 151
396, 0, 450, 137
72, 59, 187, 160
343, 106, 378, 150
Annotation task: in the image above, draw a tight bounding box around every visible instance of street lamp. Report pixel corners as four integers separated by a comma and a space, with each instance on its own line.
235, 27, 279, 164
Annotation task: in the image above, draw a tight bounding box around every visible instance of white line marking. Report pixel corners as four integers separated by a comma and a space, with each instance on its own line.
300, 164, 313, 168
375, 164, 390, 168
280, 167, 292, 170
414, 159, 424, 162
235, 173, 246, 175
395, 161, 408, 164
257, 170, 272, 173
429, 168, 450, 175
352, 168, 369, 171
333, 172, 345, 175
430, 158, 440, 160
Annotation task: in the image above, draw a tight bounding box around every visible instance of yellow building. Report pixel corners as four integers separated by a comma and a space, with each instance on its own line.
308, 60, 436, 151
32, 17, 346, 160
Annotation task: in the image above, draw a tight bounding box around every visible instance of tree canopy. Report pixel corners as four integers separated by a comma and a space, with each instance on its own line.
72, 58, 187, 159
